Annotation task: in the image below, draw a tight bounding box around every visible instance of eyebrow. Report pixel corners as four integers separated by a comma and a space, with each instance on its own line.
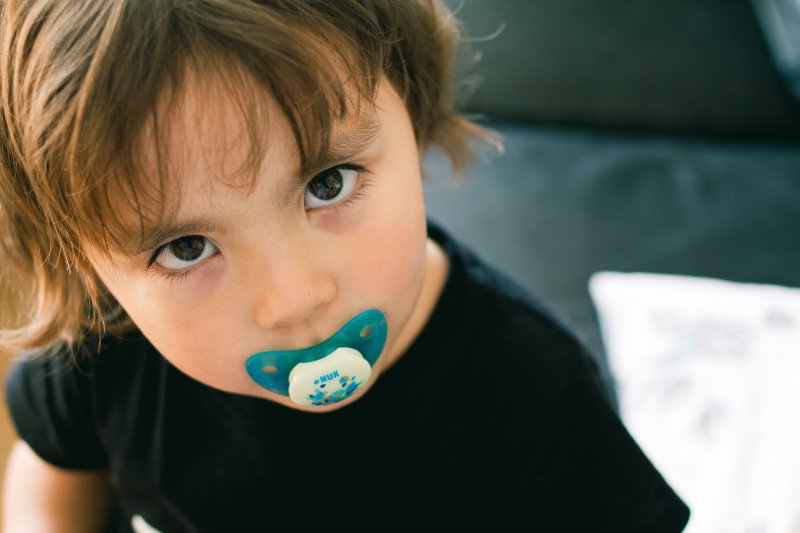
116, 218, 229, 257
116, 113, 382, 256
290, 112, 382, 186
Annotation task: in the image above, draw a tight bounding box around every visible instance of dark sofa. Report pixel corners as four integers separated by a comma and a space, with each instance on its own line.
423, 0, 800, 394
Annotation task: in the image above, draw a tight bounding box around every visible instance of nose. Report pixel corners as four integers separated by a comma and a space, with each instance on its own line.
250, 233, 337, 330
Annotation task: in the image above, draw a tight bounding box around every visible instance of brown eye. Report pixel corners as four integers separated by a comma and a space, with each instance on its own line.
169, 236, 206, 261
307, 169, 344, 201
155, 236, 218, 270
304, 166, 358, 209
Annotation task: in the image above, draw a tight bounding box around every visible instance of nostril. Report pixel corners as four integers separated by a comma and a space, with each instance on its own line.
262, 300, 329, 330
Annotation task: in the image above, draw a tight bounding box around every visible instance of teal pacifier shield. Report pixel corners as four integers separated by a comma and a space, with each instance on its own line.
245, 310, 387, 397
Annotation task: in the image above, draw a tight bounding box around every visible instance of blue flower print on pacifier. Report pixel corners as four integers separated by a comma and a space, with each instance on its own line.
245, 310, 387, 407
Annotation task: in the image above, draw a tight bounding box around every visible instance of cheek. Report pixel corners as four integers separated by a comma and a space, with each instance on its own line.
129, 297, 247, 389
123, 290, 210, 351
103, 270, 241, 378
374, 229, 426, 290
94, 269, 202, 359
115, 270, 211, 337
350, 201, 427, 303
373, 184, 426, 288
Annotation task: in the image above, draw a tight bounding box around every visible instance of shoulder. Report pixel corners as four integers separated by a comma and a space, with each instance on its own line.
425, 223, 690, 530
427, 220, 595, 400
429, 220, 578, 338
5, 332, 164, 468
7, 331, 161, 395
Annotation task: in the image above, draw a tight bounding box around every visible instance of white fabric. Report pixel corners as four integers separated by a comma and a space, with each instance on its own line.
590, 272, 800, 533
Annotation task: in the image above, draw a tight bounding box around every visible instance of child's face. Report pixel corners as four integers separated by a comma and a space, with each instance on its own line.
90, 76, 440, 411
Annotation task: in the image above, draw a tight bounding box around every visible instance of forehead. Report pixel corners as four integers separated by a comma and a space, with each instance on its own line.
111, 68, 383, 254
153, 67, 381, 194
157, 70, 290, 194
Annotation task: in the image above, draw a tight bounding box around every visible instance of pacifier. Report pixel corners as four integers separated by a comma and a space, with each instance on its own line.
245, 310, 387, 407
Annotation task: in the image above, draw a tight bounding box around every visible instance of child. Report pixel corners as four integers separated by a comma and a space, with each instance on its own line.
0, 0, 689, 531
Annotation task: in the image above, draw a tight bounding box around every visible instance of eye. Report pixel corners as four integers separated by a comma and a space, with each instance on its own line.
304, 165, 359, 209
153, 235, 218, 270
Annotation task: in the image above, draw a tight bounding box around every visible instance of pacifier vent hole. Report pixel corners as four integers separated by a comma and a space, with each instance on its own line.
360, 326, 373, 338
261, 365, 278, 375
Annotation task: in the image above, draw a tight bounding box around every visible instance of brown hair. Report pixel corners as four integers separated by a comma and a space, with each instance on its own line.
0, 0, 495, 357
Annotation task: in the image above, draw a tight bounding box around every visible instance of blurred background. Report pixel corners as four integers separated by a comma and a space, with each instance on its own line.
424, 0, 800, 531
1, 0, 799, 530
0, 338, 12, 517
427, 0, 800, 370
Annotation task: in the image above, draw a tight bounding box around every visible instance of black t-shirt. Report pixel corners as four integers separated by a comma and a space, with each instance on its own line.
6, 222, 690, 532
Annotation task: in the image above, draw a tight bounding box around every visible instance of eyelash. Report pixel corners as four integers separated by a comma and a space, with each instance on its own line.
311, 163, 373, 213
145, 242, 216, 283
146, 266, 197, 284
145, 163, 373, 282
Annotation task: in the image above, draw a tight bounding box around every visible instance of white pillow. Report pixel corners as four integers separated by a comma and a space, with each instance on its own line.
590, 272, 800, 533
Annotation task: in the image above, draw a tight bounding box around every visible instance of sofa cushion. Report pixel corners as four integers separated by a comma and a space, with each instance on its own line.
424, 122, 800, 376
451, 0, 800, 137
